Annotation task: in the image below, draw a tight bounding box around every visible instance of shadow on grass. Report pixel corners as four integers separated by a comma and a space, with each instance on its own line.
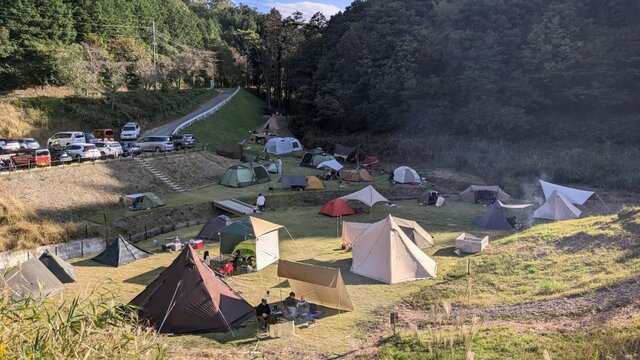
124, 266, 166, 285
432, 246, 475, 258
72, 258, 110, 267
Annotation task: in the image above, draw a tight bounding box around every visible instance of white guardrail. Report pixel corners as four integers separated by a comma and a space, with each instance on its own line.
171, 86, 241, 135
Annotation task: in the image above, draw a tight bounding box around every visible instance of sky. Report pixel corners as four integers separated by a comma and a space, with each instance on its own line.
243, 0, 351, 20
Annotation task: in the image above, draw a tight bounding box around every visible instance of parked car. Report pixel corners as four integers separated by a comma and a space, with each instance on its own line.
64, 143, 101, 161
95, 141, 123, 159
92, 128, 115, 141
135, 136, 174, 152
10, 149, 51, 168
0, 138, 21, 154
120, 142, 142, 157
47, 132, 85, 147
84, 132, 99, 144
120, 122, 141, 140
48, 147, 73, 164
170, 133, 196, 150
17, 138, 40, 150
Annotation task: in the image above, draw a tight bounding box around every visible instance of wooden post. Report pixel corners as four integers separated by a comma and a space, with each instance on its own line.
103, 213, 108, 241
145, 225, 148, 240
467, 259, 471, 275
85, 224, 88, 238
81, 241, 84, 258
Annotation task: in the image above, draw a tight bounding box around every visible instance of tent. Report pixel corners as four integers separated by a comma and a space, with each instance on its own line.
316, 159, 343, 171
533, 190, 582, 221
93, 235, 152, 267
342, 216, 433, 249
342, 169, 374, 182
219, 164, 258, 188
331, 144, 355, 159
460, 185, 511, 203
393, 166, 421, 184
129, 245, 254, 334
38, 250, 76, 283
277, 260, 354, 311
261, 161, 279, 173
539, 180, 595, 205
261, 115, 284, 133
2, 258, 65, 300
339, 185, 388, 208
346, 215, 438, 284
320, 199, 356, 217
264, 137, 302, 155
218, 217, 283, 270
126, 193, 165, 211
279, 175, 308, 189
300, 149, 336, 168
241, 162, 271, 184
474, 201, 532, 230
305, 176, 325, 190
215, 143, 243, 159
196, 215, 233, 241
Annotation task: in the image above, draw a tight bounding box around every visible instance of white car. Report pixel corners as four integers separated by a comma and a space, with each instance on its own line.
64, 143, 101, 161
120, 122, 141, 140
47, 132, 85, 147
95, 141, 123, 159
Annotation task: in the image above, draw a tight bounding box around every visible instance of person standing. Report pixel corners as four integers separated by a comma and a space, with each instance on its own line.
388, 170, 395, 188
276, 157, 283, 174
256, 193, 266, 212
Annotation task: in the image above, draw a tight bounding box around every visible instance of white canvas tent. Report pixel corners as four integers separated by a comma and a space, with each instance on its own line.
393, 166, 421, 184
264, 137, 303, 155
316, 159, 344, 171
346, 215, 437, 284
342, 216, 434, 249
539, 180, 595, 205
533, 191, 582, 221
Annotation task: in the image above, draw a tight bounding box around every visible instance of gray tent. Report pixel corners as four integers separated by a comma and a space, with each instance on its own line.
2, 258, 65, 300
216, 143, 243, 159
127, 193, 165, 211
460, 185, 510, 203
475, 202, 514, 230
278, 175, 307, 189
241, 162, 271, 184
196, 215, 233, 241
39, 250, 76, 283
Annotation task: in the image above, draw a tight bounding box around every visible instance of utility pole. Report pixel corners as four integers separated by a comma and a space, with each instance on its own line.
152, 20, 157, 90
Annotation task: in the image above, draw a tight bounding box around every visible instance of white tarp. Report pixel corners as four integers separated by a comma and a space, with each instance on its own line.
534, 191, 582, 221
497, 201, 534, 209
539, 180, 594, 205
316, 159, 344, 171
255, 231, 279, 270
339, 185, 388, 207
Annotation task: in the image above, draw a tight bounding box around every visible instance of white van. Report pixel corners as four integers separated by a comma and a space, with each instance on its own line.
47, 132, 86, 147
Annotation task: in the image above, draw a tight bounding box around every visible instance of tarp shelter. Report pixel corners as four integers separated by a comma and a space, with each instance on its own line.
216, 143, 243, 159
300, 149, 336, 168
196, 215, 233, 241
533, 191, 582, 221
460, 185, 511, 203
129, 245, 254, 334
539, 180, 595, 205
341, 215, 433, 249
393, 166, 421, 184
2, 258, 65, 300
331, 144, 355, 158
218, 217, 283, 271
93, 235, 152, 267
320, 199, 356, 217
278, 175, 307, 189
346, 215, 438, 284
127, 193, 165, 211
39, 250, 76, 283
305, 176, 325, 190
219, 164, 258, 188
241, 162, 271, 184
264, 137, 302, 155
339, 185, 388, 208
316, 159, 343, 171
342, 169, 374, 182
277, 260, 354, 311
474, 201, 532, 230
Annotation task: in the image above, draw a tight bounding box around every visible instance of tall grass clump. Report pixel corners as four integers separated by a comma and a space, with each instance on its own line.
0, 287, 167, 359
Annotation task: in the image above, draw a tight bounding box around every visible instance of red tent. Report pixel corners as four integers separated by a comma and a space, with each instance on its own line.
320, 199, 356, 217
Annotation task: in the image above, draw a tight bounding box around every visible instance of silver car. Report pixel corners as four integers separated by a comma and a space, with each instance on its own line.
17, 138, 40, 149
0, 138, 20, 154
136, 136, 174, 152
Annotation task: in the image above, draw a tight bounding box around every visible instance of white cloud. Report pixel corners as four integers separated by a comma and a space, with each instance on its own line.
272, 1, 342, 20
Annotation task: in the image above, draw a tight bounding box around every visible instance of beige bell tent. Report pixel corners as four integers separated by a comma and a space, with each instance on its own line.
533, 190, 582, 221
460, 185, 510, 203
342, 216, 434, 249
277, 260, 353, 311
261, 115, 284, 134
346, 215, 437, 284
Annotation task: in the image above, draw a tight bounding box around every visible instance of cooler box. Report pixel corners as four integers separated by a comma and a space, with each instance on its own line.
190, 239, 204, 249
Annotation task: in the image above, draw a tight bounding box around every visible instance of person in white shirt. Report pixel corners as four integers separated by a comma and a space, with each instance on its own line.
203, 251, 212, 266
256, 193, 266, 212
277, 157, 283, 174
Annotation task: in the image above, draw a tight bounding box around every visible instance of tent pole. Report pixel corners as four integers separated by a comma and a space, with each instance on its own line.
158, 280, 183, 333
596, 194, 611, 212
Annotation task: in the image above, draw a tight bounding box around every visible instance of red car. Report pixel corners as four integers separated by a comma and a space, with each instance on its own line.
11, 149, 51, 167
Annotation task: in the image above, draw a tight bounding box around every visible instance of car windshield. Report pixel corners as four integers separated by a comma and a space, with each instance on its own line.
95, 143, 106, 147
55, 133, 72, 139
123, 126, 135, 131
85, 145, 97, 150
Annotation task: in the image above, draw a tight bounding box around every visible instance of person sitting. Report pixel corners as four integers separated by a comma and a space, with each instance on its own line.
203, 251, 212, 266
297, 296, 310, 319
231, 250, 241, 272
245, 256, 254, 273
255, 299, 277, 330
283, 292, 298, 320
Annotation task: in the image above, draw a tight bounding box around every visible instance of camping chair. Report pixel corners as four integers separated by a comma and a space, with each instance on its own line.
217, 262, 234, 276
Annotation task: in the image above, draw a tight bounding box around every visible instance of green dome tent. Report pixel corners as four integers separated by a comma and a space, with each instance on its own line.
219, 164, 258, 188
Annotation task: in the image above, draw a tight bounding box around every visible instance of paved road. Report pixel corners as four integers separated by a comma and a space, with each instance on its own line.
143, 88, 237, 136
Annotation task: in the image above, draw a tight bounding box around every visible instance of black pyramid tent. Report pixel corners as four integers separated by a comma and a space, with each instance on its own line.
129, 245, 255, 334
39, 250, 76, 283
2, 258, 65, 300
93, 235, 153, 267
196, 215, 233, 241
474, 202, 514, 230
